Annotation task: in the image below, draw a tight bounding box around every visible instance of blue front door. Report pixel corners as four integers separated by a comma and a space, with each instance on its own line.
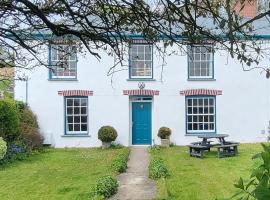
132, 102, 152, 145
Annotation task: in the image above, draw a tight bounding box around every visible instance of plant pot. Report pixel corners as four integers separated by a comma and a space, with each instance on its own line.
102, 141, 111, 149
161, 138, 170, 147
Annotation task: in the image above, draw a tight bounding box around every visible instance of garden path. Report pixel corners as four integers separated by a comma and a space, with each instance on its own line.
109, 147, 156, 200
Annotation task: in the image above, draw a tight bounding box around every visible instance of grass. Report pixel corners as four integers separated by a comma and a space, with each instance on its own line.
150, 143, 266, 200
0, 147, 129, 200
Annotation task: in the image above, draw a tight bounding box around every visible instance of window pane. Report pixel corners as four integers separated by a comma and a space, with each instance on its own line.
81, 99, 87, 106
188, 99, 192, 106
67, 99, 73, 106
67, 107, 73, 114
130, 44, 152, 77
81, 124, 87, 131
74, 107, 80, 114
74, 124, 80, 131
65, 97, 88, 134
81, 116, 87, 123
81, 107, 87, 114
50, 45, 77, 78
68, 124, 73, 131
186, 97, 215, 133
188, 123, 192, 130
74, 116, 80, 123
188, 45, 213, 78
74, 99, 80, 106
67, 116, 73, 123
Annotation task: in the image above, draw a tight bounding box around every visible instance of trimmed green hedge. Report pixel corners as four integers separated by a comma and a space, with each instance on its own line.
149, 157, 169, 179
0, 99, 19, 141
111, 148, 130, 173
95, 176, 118, 198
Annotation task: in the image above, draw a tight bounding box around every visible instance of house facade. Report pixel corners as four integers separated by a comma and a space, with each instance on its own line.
13, 1, 270, 147
13, 35, 270, 147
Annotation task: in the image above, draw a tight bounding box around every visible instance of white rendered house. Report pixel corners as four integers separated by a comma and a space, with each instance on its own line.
14, 15, 270, 147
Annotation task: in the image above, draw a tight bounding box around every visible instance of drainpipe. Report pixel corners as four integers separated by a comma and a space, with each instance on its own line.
25, 76, 28, 105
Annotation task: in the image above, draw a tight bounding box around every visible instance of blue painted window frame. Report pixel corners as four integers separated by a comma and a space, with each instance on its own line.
128, 43, 154, 80
185, 95, 217, 135
187, 44, 215, 81
48, 44, 78, 80
64, 96, 89, 136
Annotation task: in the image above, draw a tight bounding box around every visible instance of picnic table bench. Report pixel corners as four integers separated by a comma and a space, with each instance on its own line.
215, 142, 239, 158
188, 134, 239, 158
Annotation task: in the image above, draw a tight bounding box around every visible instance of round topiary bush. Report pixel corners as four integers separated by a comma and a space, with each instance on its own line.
95, 176, 118, 198
0, 137, 7, 159
98, 126, 118, 142
158, 127, 171, 139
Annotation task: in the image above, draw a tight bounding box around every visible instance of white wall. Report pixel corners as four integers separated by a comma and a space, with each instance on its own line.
15, 42, 270, 147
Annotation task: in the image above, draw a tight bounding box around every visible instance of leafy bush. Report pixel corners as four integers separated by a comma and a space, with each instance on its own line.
149, 157, 169, 179
111, 149, 130, 173
0, 137, 7, 159
2, 140, 28, 162
98, 126, 117, 142
17, 103, 44, 150
0, 99, 19, 141
158, 127, 171, 139
95, 176, 118, 198
232, 143, 270, 200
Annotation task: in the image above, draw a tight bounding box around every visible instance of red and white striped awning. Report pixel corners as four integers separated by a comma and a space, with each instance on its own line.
58, 90, 93, 96
123, 89, 159, 96
180, 89, 222, 96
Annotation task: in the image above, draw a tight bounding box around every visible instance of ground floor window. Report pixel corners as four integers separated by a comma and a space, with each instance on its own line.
65, 97, 88, 134
186, 96, 216, 134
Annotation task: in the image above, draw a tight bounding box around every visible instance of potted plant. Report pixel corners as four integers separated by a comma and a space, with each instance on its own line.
158, 127, 171, 147
98, 126, 118, 149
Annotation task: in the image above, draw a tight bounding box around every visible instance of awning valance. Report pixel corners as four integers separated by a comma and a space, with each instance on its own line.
58, 90, 93, 96
180, 89, 222, 96
123, 89, 159, 96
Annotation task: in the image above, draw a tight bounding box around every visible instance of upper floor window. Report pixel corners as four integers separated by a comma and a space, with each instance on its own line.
129, 44, 153, 79
50, 45, 77, 79
186, 96, 216, 134
187, 45, 214, 79
65, 97, 88, 135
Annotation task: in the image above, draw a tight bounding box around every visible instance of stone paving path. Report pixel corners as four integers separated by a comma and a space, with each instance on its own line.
109, 147, 156, 200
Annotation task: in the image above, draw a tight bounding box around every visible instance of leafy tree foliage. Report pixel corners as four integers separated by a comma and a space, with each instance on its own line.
0, 0, 270, 77
233, 143, 270, 200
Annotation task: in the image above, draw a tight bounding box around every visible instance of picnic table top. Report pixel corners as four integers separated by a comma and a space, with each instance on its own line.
197, 134, 229, 139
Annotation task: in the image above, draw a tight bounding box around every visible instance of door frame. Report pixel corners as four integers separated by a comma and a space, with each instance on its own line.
129, 96, 153, 146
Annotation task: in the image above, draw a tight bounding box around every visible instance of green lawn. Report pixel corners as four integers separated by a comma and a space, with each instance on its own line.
0, 147, 128, 200
150, 143, 266, 200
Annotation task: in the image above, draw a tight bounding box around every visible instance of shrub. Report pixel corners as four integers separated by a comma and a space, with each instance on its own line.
95, 176, 118, 198
2, 140, 28, 162
149, 157, 169, 179
232, 143, 270, 199
111, 149, 130, 173
0, 99, 20, 141
0, 137, 7, 159
158, 127, 171, 139
18, 104, 44, 150
98, 126, 117, 142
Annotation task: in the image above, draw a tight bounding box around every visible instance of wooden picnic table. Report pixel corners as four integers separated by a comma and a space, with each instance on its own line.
188, 134, 239, 158
198, 134, 229, 146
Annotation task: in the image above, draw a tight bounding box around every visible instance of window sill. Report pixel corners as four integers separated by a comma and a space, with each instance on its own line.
187, 78, 216, 81
48, 78, 78, 81
127, 78, 156, 81
61, 134, 90, 137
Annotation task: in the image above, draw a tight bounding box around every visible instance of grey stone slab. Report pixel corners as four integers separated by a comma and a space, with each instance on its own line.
109, 147, 156, 200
